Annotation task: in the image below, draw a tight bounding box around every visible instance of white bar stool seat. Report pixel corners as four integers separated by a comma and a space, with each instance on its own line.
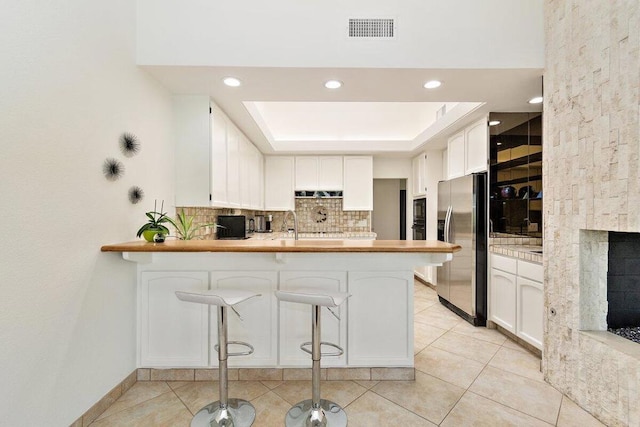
176, 288, 261, 427
275, 288, 350, 427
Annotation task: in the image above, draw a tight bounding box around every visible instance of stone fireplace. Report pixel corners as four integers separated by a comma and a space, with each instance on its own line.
545, 1, 640, 425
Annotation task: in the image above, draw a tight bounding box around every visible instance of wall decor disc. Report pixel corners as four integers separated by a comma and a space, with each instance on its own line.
314, 205, 328, 223
102, 158, 124, 181
128, 186, 144, 204
119, 132, 140, 157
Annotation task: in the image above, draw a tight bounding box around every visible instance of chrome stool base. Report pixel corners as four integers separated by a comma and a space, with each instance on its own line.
284, 399, 347, 427
191, 398, 256, 427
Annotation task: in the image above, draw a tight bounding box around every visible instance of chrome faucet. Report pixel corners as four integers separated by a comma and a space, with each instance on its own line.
284, 210, 299, 240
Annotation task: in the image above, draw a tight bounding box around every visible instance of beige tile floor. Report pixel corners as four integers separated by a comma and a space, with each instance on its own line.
90, 282, 606, 427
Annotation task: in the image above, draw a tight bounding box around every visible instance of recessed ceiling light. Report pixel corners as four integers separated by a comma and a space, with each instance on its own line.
528, 96, 543, 104
223, 77, 241, 87
496, 141, 503, 146
423, 80, 442, 89
489, 120, 501, 126
324, 80, 342, 89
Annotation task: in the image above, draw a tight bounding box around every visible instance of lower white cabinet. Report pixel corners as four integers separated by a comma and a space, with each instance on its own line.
140, 271, 209, 367
210, 271, 278, 367
348, 271, 413, 366
517, 276, 543, 349
489, 254, 543, 350
489, 268, 517, 333
279, 271, 347, 367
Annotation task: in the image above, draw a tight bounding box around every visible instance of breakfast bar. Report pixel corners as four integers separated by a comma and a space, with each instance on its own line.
101, 240, 460, 370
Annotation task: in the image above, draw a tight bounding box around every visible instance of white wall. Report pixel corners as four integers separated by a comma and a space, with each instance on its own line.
0, 2, 174, 425
137, 0, 544, 69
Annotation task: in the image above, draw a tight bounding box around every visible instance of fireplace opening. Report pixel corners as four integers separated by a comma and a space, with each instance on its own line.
607, 232, 640, 344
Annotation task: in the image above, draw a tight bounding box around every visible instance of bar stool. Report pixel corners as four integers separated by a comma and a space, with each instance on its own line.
175, 289, 261, 427
275, 288, 350, 427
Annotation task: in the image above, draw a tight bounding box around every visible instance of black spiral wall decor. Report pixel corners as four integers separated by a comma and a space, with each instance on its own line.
102, 158, 124, 181
128, 186, 144, 204
119, 132, 140, 157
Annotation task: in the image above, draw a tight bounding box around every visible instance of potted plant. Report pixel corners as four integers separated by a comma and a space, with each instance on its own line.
136, 200, 171, 242
166, 209, 221, 240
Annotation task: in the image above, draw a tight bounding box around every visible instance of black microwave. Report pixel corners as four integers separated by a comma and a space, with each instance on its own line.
217, 215, 247, 239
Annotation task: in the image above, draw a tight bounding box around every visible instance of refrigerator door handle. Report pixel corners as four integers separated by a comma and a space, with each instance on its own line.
444, 206, 452, 243
448, 206, 454, 243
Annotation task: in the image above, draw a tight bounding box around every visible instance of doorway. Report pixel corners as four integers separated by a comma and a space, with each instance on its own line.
372, 179, 407, 240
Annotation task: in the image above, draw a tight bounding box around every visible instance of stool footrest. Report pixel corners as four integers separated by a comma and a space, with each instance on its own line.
300, 341, 344, 357
214, 341, 255, 357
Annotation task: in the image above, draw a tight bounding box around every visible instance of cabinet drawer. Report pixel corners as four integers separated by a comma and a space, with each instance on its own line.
517, 260, 543, 282
491, 254, 517, 274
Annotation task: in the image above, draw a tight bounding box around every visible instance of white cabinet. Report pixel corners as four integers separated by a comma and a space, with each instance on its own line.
210, 271, 278, 367
490, 263, 517, 333
445, 118, 489, 179
264, 156, 295, 211
464, 118, 488, 174
516, 260, 543, 349
412, 153, 427, 197
447, 131, 465, 179
174, 97, 263, 209
343, 156, 373, 210
210, 109, 228, 206
318, 157, 343, 190
140, 271, 209, 367
295, 156, 343, 190
279, 271, 347, 366
174, 96, 212, 206
348, 271, 413, 366
489, 254, 543, 350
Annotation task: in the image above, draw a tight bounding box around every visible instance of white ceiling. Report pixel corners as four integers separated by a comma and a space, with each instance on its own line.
143, 66, 543, 155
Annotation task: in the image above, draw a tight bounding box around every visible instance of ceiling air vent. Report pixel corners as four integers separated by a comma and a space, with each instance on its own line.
348, 18, 395, 38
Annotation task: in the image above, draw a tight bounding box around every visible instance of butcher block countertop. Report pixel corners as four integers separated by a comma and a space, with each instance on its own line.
101, 239, 461, 253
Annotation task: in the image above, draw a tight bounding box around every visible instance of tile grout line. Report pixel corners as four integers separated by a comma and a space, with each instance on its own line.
90, 385, 178, 425
169, 382, 196, 416
464, 389, 556, 426
364, 387, 437, 424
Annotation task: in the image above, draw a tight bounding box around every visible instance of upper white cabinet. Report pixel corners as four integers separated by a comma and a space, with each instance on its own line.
412, 153, 427, 197
295, 156, 343, 190
174, 95, 212, 206
264, 156, 295, 211
343, 156, 373, 211
447, 131, 466, 179
445, 117, 488, 179
174, 96, 263, 209
464, 118, 488, 174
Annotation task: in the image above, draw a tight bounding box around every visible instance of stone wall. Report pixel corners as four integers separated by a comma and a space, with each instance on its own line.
544, 1, 640, 425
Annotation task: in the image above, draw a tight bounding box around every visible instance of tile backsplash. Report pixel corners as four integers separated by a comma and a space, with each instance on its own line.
174, 199, 370, 239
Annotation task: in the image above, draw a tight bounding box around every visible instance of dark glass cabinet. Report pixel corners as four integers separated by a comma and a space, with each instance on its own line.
489, 113, 542, 237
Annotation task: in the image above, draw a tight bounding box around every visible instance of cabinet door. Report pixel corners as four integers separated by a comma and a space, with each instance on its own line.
174, 95, 211, 206
226, 127, 241, 207
348, 271, 413, 366
264, 156, 295, 211
239, 136, 252, 209
210, 109, 228, 206
516, 276, 543, 350
140, 271, 209, 367
489, 268, 517, 333
210, 271, 278, 366
318, 157, 343, 190
343, 156, 373, 210
249, 147, 263, 210
279, 271, 347, 367
465, 118, 488, 174
412, 153, 426, 197
295, 157, 319, 190
447, 131, 465, 179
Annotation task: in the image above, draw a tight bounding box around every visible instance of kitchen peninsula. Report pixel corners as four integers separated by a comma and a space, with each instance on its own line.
101, 239, 460, 370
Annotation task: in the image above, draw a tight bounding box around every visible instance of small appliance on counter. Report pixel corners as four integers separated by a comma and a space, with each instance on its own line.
252, 214, 273, 233
266, 214, 273, 232
217, 215, 249, 240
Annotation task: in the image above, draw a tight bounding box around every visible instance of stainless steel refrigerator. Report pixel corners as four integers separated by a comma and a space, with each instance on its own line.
437, 173, 487, 326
